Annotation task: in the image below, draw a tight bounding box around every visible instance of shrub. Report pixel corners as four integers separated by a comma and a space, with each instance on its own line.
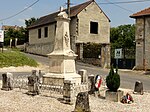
106, 65, 120, 92
83, 42, 101, 58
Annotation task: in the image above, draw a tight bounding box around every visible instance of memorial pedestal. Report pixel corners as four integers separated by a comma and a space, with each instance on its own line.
42, 9, 81, 85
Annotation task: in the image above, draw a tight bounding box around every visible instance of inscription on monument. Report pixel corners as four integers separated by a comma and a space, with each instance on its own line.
50, 60, 62, 73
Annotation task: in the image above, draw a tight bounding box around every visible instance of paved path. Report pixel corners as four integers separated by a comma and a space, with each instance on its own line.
76, 61, 150, 92
11, 53, 150, 92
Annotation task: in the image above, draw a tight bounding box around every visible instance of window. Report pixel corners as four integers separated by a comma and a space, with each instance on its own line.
90, 21, 98, 34
38, 29, 41, 39
44, 27, 48, 37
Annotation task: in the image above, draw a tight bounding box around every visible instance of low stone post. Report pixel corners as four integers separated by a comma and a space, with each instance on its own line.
27, 70, 40, 95
39, 70, 45, 84
74, 92, 91, 112
134, 80, 143, 95
78, 69, 88, 84
105, 90, 124, 102
1, 72, 13, 91
88, 74, 95, 94
63, 79, 76, 105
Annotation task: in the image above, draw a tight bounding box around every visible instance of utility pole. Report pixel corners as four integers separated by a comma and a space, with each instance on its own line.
67, 0, 70, 18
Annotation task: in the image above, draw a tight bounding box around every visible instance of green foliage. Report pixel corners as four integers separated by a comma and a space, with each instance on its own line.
4, 27, 27, 46
0, 50, 38, 67
4, 17, 38, 47
24, 17, 38, 43
110, 24, 135, 49
106, 65, 120, 92
83, 42, 101, 58
25, 17, 38, 27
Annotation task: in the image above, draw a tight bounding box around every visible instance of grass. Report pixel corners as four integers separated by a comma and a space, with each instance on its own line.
0, 49, 38, 68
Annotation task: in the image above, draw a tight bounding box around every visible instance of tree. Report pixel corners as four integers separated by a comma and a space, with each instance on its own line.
25, 17, 38, 42
110, 24, 135, 59
4, 27, 26, 46
4, 17, 38, 47
106, 65, 120, 92
110, 24, 135, 49
25, 17, 38, 27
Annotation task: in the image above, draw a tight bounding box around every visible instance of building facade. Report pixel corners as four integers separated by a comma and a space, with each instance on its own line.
130, 7, 150, 70
27, 0, 110, 68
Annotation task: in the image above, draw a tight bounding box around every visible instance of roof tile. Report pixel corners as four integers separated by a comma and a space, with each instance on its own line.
28, 0, 93, 29
130, 7, 150, 18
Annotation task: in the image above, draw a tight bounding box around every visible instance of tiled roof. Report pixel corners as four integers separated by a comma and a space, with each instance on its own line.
2, 25, 21, 30
130, 7, 150, 18
28, 0, 110, 29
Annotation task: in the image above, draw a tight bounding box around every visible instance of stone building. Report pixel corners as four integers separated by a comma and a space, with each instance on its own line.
130, 7, 150, 70
27, 0, 110, 68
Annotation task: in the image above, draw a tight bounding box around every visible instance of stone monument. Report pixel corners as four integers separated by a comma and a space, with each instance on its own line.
43, 9, 81, 85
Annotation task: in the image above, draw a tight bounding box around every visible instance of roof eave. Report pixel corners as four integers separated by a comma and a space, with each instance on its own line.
28, 21, 56, 29
94, 2, 111, 22
130, 14, 150, 19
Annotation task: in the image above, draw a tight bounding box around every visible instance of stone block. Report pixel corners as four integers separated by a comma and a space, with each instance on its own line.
1, 72, 13, 91
105, 90, 124, 102
42, 74, 64, 86
74, 92, 91, 112
134, 80, 143, 95
63, 79, 76, 105
88, 75, 95, 94
78, 69, 88, 84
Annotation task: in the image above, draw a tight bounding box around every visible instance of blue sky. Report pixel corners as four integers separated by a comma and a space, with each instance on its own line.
0, 0, 150, 28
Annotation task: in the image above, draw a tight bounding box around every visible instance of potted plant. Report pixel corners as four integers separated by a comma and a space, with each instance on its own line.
105, 65, 123, 102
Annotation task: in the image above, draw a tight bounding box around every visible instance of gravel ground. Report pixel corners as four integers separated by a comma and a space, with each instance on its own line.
90, 89, 150, 112
0, 88, 149, 112
0, 64, 50, 73
0, 66, 149, 112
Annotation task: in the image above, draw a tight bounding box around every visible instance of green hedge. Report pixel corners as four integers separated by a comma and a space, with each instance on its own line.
83, 43, 101, 58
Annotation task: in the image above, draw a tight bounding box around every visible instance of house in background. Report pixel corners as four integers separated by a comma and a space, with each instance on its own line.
27, 0, 110, 68
2, 25, 21, 31
130, 7, 150, 70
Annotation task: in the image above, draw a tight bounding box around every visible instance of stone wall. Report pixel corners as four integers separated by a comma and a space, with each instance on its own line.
26, 42, 54, 56
77, 2, 110, 44
135, 17, 150, 70
145, 17, 150, 70
27, 23, 56, 55
135, 18, 144, 70
29, 23, 55, 45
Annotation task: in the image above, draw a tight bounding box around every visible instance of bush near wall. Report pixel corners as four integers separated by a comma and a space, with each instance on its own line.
83, 42, 101, 58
